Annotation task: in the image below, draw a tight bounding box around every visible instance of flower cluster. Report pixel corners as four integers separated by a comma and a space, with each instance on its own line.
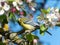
37, 7, 60, 27
0, 0, 36, 16
0, 2, 10, 15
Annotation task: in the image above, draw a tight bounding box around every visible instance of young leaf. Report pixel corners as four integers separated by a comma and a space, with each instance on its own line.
9, 12, 16, 22
40, 24, 48, 35
26, 34, 39, 42
40, 24, 47, 31
0, 15, 6, 21
41, 8, 50, 14
26, 34, 34, 42
7, 0, 14, 2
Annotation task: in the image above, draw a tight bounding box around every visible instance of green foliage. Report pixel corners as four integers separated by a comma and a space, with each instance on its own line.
26, 34, 39, 42
0, 42, 6, 45
0, 15, 8, 26
37, 16, 41, 19
7, 0, 14, 2
0, 15, 7, 22
40, 24, 48, 35
41, 8, 50, 14
9, 12, 16, 22
56, 22, 60, 26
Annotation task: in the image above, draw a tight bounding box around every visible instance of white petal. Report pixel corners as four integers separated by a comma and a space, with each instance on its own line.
3, 4, 10, 11
2, 0, 6, 2
12, 2, 17, 7
31, 7, 35, 11
18, 1, 23, 5
16, 6, 20, 11
3, 3, 10, 11
49, 19, 52, 22
0, 9, 4, 15
46, 15, 50, 18
0, 3, 2, 8
0, 0, 6, 2
55, 8, 59, 12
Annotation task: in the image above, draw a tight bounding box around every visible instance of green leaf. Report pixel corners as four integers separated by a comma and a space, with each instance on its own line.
0, 42, 6, 45
7, 0, 14, 5
0, 28, 4, 33
41, 8, 50, 14
40, 24, 47, 31
9, 13, 16, 22
26, 34, 34, 42
37, 16, 41, 19
0, 15, 6, 21
26, 34, 39, 42
40, 32, 45, 36
9, 13, 13, 19
33, 35, 39, 39
40, 24, 48, 35
0, 15, 8, 27
47, 8, 50, 13
0, 15, 7, 22
7, 0, 14, 2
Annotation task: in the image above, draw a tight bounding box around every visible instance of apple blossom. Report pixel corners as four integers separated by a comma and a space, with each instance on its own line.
12, 2, 17, 7
3, 3, 10, 11
0, 9, 5, 15
16, 6, 20, 11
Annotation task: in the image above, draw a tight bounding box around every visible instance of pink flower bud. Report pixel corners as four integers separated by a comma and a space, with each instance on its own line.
20, 12, 24, 15
11, 7, 16, 13
33, 39, 38, 43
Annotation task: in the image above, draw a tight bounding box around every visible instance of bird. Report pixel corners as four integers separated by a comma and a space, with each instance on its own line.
18, 17, 35, 30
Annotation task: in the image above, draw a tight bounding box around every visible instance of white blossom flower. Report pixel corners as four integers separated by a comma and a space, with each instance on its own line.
14, 0, 23, 5
0, 2, 10, 15
12, 0, 23, 11
18, 1, 23, 5
16, 6, 20, 11
12, 2, 17, 7
0, 9, 5, 15
3, 3, 10, 11
0, 0, 6, 2
55, 8, 59, 12
46, 8, 60, 23
46, 14, 58, 22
